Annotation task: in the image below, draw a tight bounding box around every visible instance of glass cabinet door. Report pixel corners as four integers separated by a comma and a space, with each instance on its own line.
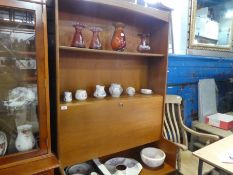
0, 2, 47, 160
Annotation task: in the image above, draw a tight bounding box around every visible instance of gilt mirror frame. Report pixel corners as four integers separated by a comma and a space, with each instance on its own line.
189, 0, 233, 51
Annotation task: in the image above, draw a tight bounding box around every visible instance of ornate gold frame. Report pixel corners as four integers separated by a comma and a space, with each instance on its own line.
189, 0, 233, 51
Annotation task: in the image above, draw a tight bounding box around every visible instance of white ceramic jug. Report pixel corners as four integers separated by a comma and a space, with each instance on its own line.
15, 124, 35, 152
94, 85, 106, 99
109, 83, 123, 98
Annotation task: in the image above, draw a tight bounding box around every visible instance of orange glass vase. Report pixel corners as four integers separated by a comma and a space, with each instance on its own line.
111, 22, 126, 51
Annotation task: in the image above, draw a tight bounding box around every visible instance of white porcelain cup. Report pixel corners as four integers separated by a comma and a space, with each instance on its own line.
64, 91, 72, 102
126, 87, 135, 96
75, 89, 87, 101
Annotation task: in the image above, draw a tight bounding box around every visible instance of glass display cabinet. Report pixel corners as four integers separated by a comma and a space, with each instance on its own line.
0, 0, 58, 174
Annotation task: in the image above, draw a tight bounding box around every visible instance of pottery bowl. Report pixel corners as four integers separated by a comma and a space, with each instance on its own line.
140, 147, 166, 168
140, 89, 152, 95
67, 163, 92, 175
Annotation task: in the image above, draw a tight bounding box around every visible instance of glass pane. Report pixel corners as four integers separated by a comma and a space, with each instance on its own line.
0, 7, 38, 156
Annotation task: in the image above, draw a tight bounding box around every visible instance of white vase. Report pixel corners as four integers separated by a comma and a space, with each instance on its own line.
94, 85, 106, 99
15, 124, 35, 152
109, 83, 123, 98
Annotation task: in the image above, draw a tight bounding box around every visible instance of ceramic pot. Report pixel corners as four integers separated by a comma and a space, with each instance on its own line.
109, 83, 123, 98
126, 87, 135, 96
64, 91, 72, 102
15, 124, 35, 152
75, 89, 87, 101
94, 85, 106, 99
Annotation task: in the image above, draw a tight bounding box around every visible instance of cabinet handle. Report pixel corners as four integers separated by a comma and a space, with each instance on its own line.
119, 102, 124, 108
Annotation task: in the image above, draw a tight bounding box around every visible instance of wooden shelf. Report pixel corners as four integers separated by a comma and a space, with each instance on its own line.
60, 94, 163, 107
0, 20, 34, 29
0, 153, 59, 175
0, 51, 35, 57
140, 162, 176, 175
59, 46, 164, 58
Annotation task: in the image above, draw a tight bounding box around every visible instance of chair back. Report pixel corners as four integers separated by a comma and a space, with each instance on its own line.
163, 95, 188, 147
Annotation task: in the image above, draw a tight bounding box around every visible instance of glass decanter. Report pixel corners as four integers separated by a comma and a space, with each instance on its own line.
89, 26, 103, 50
71, 22, 86, 48
111, 22, 126, 51
137, 33, 151, 52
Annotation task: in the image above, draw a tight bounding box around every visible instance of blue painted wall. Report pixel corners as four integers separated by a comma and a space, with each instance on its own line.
167, 55, 233, 127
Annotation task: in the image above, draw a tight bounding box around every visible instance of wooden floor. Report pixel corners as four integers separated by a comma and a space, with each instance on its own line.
167, 170, 183, 175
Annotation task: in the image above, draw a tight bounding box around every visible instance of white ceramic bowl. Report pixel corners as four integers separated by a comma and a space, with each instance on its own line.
140, 147, 166, 168
67, 163, 92, 175
140, 89, 152, 95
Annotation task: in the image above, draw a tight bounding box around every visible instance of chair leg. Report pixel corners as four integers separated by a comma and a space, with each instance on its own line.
176, 149, 181, 171
198, 159, 203, 175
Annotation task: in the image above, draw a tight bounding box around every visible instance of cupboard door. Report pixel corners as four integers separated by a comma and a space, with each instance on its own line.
59, 95, 163, 166
0, 0, 49, 164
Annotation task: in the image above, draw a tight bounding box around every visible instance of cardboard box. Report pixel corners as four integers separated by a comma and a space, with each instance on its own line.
205, 113, 233, 130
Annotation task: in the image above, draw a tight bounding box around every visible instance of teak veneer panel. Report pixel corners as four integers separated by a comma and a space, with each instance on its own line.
0, 154, 58, 175
58, 95, 163, 167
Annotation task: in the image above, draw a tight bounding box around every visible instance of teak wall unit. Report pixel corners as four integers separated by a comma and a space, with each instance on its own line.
54, 0, 178, 174
0, 0, 58, 174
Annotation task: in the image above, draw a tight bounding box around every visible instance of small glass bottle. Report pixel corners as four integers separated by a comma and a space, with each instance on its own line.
111, 22, 126, 51
89, 26, 103, 50
137, 33, 151, 52
71, 22, 86, 48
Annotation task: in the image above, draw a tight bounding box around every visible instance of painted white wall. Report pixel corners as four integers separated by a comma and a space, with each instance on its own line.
169, 0, 189, 54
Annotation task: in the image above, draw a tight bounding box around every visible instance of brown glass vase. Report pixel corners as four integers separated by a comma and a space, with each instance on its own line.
71, 22, 86, 48
111, 22, 126, 51
89, 26, 103, 50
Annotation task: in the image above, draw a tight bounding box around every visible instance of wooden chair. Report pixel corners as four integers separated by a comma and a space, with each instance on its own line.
163, 95, 220, 175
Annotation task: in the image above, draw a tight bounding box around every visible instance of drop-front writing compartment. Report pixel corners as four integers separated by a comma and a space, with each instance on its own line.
59, 95, 163, 167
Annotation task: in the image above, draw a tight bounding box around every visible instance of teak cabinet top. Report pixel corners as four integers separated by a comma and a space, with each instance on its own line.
53, 0, 176, 174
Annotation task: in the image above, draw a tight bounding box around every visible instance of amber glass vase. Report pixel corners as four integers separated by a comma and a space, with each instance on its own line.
71, 22, 86, 48
111, 22, 126, 51
89, 26, 103, 50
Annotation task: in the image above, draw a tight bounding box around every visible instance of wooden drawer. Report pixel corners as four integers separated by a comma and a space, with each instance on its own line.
58, 95, 163, 167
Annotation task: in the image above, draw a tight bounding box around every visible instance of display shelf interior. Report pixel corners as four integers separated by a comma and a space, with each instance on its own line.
97, 141, 176, 175
58, 52, 165, 96
0, 50, 36, 57
59, 46, 164, 58
58, 0, 168, 55
60, 94, 163, 107
0, 19, 34, 29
